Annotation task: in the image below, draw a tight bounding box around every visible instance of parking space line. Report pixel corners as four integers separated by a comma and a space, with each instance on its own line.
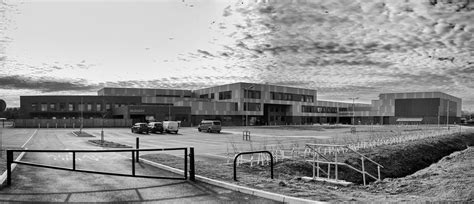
21, 129, 38, 148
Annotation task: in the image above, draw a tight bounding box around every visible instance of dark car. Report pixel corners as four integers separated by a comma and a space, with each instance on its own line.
148, 122, 164, 133
131, 123, 149, 134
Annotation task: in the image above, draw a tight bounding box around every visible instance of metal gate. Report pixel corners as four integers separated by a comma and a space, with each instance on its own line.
5, 147, 195, 186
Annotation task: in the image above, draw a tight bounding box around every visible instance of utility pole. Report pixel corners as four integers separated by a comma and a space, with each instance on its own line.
348, 97, 359, 126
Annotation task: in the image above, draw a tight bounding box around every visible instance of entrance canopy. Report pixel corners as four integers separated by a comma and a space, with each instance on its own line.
396, 118, 423, 122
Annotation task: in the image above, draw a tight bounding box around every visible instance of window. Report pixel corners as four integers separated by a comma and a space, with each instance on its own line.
339, 107, 348, 112
219, 91, 232, 100
244, 90, 261, 99
106, 103, 111, 111
302, 105, 338, 113
31, 103, 37, 111
78, 104, 84, 111
41, 103, 47, 111
244, 103, 261, 111
96, 104, 102, 112
234, 103, 238, 111
69, 103, 75, 111
211, 93, 215, 99
49, 103, 56, 111
87, 103, 92, 111
271, 92, 313, 102
200, 94, 209, 99
59, 103, 65, 111
114, 104, 119, 108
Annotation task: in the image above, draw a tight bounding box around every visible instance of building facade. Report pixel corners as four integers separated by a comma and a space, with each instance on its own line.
18, 82, 462, 126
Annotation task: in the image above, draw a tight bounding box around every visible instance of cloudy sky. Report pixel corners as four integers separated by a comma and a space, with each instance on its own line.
1, 0, 473, 110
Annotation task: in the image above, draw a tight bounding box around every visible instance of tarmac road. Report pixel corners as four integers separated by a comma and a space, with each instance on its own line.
0, 129, 279, 203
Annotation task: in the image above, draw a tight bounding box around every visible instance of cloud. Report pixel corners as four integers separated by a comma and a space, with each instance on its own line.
173, 0, 474, 108
0, 75, 97, 92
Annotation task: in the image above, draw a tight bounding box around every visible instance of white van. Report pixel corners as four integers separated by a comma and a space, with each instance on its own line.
163, 121, 179, 134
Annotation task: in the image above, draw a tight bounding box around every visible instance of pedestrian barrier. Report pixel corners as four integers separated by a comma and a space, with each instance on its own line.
6, 147, 195, 186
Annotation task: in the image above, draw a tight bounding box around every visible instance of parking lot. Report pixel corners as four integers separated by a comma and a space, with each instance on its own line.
0, 127, 282, 203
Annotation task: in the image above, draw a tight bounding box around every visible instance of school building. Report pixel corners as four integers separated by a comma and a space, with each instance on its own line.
18, 82, 462, 127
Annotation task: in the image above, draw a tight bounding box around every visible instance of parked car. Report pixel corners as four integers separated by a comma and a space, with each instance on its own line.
198, 120, 222, 133
163, 121, 179, 134
131, 123, 149, 134
148, 122, 164, 133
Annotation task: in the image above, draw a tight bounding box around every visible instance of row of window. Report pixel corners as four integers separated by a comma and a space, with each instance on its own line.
219, 91, 232, 100
199, 93, 215, 99
244, 90, 261, 99
302, 106, 338, 113
271, 92, 314, 102
244, 103, 261, 111
31, 103, 135, 112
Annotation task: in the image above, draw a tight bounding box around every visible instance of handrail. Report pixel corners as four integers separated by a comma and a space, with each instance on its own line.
344, 146, 384, 168
305, 143, 384, 185
305, 145, 333, 162
306, 144, 384, 168
307, 159, 379, 181
6, 147, 195, 186
233, 151, 273, 181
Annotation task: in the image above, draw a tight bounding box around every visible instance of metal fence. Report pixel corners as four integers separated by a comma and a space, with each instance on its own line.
13, 119, 133, 128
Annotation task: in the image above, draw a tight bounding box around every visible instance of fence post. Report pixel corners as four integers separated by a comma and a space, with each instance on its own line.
361, 157, 366, 185
377, 165, 381, 181
189, 147, 195, 181
72, 152, 76, 170
7, 150, 13, 186
184, 148, 188, 180
335, 151, 338, 180
136, 137, 139, 163
132, 151, 135, 176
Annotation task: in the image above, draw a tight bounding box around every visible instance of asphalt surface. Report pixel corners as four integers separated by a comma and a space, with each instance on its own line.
0, 128, 280, 203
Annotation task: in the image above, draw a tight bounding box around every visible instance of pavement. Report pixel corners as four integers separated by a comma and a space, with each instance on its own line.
0, 128, 280, 203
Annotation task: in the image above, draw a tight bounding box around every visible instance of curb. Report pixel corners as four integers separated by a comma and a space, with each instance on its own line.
0, 150, 27, 185
140, 158, 324, 204
1, 129, 37, 185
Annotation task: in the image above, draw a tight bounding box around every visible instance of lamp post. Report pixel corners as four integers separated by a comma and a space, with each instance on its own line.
101, 96, 106, 143
446, 100, 449, 130
244, 84, 255, 129
80, 97, 84, 133
168, 103, 171, 121
348, 97, 359, 126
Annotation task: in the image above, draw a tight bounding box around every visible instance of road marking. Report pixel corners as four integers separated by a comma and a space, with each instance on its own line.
21, 129, 38, 148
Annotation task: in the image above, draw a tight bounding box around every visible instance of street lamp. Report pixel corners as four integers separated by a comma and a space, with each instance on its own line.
244, 84, 255, 129
80, 97, 84, 133
348, 97, 359, 126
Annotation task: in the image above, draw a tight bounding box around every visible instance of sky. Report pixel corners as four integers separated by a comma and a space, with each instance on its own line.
1, 0, 473, 111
